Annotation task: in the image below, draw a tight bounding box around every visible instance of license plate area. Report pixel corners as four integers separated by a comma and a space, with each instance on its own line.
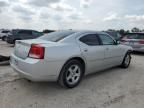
14, 42, 30, 59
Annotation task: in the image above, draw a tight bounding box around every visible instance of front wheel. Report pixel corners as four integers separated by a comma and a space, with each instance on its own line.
121, 52, 131, 68
58, 60, 84, 88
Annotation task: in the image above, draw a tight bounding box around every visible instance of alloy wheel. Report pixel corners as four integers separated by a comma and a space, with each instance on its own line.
66, 65, 81, 85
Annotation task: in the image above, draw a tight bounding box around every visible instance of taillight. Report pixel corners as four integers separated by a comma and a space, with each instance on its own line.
28, 44, 45, 59
139, 39, 144, 44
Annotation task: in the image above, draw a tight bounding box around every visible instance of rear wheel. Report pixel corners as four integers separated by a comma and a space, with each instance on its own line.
121, 52, 131, 68
2, 36, 7, 41
58, 60, 84, 88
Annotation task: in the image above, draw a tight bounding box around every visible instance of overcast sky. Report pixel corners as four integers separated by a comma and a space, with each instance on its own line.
0, 0, 144, 31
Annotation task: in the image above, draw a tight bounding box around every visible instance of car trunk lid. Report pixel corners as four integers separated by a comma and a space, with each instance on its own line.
14, 39, 54, 59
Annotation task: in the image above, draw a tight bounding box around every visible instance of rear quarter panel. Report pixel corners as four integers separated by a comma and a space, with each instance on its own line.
44, 43, 83, 62
43, 42, 84, 79
119, 44, 133, 55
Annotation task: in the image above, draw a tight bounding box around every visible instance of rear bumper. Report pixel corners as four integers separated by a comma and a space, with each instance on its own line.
10, 53, 64, 82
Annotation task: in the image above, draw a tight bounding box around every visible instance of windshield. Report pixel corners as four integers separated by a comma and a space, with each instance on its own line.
124, 34, 144, 39
39, 31, 75, 42
106, 32, 121, 39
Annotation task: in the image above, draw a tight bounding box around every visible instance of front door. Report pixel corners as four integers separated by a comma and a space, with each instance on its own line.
78, 33, 105, 74
98, 34, 122, 67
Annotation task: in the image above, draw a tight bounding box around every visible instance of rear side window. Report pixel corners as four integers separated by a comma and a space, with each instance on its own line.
80, 34, 100, 46
18, 30, 32, 35
39, 31, 75, 42
99, 34, 115, 45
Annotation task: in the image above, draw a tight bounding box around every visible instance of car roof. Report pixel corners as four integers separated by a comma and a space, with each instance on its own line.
105, 31, 119, 33
125, 32, 144, 34
12, 29, 35, 31
58, 30, 105, 34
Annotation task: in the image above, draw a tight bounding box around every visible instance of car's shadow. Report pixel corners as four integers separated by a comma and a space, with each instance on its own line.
10, 66, 128, 94
132, 51, 144, 56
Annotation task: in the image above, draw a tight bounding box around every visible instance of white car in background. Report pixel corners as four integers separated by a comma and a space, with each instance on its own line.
0, 30, 11, 41
121, 33, 144, 52
10, 30, 133, 88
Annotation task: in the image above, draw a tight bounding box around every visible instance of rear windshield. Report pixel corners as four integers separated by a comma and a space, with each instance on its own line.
124, 34, 144, 39
106, 32, 121, 39
39, 31, 75, 42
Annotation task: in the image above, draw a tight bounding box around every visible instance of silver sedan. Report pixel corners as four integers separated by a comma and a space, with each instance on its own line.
10, 30, 133, 88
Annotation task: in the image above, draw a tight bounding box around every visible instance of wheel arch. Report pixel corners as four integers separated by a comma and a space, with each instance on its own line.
127, 49, 133, 53
58, 56, 86, 81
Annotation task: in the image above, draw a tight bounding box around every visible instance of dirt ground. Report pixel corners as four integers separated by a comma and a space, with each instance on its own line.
0, 40, 144, 108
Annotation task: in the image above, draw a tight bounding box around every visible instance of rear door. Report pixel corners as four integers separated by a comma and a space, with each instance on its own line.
78, 33, 105, 74
98, 34, 123, 67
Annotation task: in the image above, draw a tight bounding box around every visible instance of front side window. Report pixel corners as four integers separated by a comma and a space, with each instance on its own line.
80, 34, 100, 46
99, 34, 115, 45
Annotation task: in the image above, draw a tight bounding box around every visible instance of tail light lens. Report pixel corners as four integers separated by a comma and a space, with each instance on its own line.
28, 44, 45, 59
139, 39, 144, 44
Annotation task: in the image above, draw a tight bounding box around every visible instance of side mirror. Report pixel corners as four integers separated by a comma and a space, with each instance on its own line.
115, 40, 120, 45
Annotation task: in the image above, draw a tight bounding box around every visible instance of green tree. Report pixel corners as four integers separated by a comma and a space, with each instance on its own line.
131, 27, 140, 32
119, 29, 125, 35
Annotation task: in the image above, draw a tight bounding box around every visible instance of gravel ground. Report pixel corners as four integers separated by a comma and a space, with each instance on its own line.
0, 40, 144, 108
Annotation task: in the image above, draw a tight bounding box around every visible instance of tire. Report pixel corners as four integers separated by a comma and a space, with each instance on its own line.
13, 40, 17, 45
13, 39, 20, 45
58, 60, 84, 88
2, 36, 6, 41
121, 52, 131, 68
